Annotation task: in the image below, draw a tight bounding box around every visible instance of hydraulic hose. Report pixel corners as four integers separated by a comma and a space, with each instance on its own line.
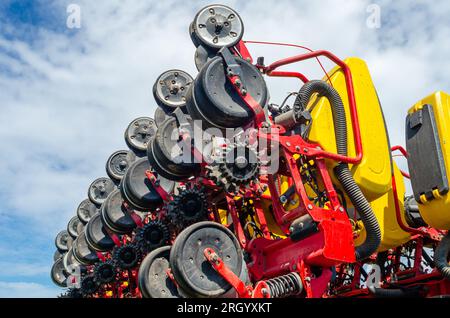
295, 80, 381, 260
435, 232, 450, 279
367, 286, 422, 298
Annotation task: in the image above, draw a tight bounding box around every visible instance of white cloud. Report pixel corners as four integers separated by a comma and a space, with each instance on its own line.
0, 281, 59, 298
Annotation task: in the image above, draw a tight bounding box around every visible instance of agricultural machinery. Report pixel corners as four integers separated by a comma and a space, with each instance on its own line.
51, 4, 450, 298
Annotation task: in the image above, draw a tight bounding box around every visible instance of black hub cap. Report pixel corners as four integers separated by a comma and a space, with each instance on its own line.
124, 117, 157, 154
88, 177, 116, 206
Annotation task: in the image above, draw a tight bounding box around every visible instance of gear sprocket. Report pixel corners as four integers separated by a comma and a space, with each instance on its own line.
207, 143, 261, 192
113, 244, 141, 270
167, 186, 209, 227
80, 275, 99, 297
136, 220, 170, 253
94, 260, 118, 284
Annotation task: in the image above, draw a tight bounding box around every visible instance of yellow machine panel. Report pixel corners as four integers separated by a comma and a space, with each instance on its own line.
308, 58, 392, 202
407, 91, 450, 230
354, 163, 411, 251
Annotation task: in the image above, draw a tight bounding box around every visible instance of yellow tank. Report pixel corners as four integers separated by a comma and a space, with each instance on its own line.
308, 58, 392, 202
407, 91, 450, 230
307, 57, 410, 250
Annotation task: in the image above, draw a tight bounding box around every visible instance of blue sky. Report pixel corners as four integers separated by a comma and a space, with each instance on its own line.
0, 0, 449, 297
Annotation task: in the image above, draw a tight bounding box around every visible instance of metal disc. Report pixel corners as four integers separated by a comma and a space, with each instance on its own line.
169, 221, 243, 297
120, 158, 175, 211
84, 212, 115, 252
51, 258, 68, 288
186, 56, 267, 129
113, 244, 140, 270
147, 116, 201, 181
138, 246, 181, 298
194, 44, 216, 72
124, 117, 157, 153
153, 70, 193, 110
53, 250, 64, 262
55, 230, 73, 252
192, 5, 244, 49
154, 107, 170, 127
72, 232, 99, 266
63, 248, 82, 274
189, 21, 201, 47
106, 150, 136, 182
100, 189, 137, 234
88, 177, 116, 206
77, 199, 99, 224
67, 216, 83, 239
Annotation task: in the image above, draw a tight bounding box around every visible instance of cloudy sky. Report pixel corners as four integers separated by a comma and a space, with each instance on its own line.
0, 0, 449, 297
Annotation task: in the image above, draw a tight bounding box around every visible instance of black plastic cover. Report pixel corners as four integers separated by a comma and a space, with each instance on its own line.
406, 104, 449, 202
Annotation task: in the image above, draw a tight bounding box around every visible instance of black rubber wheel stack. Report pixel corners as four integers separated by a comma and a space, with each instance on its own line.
138, 246, 181, 298
154, 107, 170, 127
67, 216, 84, 239
169, 221, 243, 298
51, 258, 69, 287
106, 150, 136, 184
153, 70, 193, 113
190, 5, 244, 50
120, 158, 175, 211
100, 189, 137, 235
53, 250, 63, 262
88, 177, 116, 206
194, 45, 217, 72
84, 212, 116, 252
124, 117, 157, 156
147, 116, 201, 181
186, 56, 268, 130
77, 199, 99, 224
63, 248, 83, 274
72, 232, 99, 266
55, 230, 73, 252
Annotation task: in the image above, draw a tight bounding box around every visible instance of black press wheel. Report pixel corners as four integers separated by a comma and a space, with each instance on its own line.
72, 232, 99, 266
77, 199, 99, 224
106, 150, 136, 183
147, 116, 201, 181
186, 56, 268, 130
55, 230, 73, 252
87, 177, 116, 206
120, 158, 174, 211
191, 4, 244, 50
169, 221, 243, 298
138, 246, 181, 298
100, 189, 137, 235
51, 258, 68, 287
124, 117, 157, 154
153, 70, 193, 111
84, 212, 115, 252
67, 216, 84, 239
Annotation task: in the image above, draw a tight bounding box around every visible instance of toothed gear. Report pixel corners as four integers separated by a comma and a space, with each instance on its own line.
136, 220, 170, 253
167, 186, 209, 227
94, 260, 118, 284
113, 244, 141, 270
207, 144, 260, 192
80, 275, 99, 297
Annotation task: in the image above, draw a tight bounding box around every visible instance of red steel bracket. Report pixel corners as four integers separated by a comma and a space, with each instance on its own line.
203, 248, 252, 298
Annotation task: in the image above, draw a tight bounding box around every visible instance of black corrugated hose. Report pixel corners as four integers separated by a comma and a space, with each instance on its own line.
294, 80, 381, 260
435, 232, 450, 279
